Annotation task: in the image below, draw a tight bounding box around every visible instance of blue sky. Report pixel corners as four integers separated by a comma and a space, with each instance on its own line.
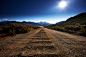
0, 0, 86, 24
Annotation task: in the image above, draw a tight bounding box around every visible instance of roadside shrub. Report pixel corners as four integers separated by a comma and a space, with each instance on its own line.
0, 23, 40, 38
80, 29, 86, 36
44, 23, 86, 37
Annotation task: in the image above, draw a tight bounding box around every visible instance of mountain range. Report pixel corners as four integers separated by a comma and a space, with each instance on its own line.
0, 12, 86, 26
0, 21, 51, 26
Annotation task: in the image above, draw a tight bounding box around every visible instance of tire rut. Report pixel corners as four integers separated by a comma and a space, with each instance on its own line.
0, 28, 86, 57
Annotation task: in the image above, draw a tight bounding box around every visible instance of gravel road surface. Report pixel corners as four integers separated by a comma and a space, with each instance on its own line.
0, 28, 86, 57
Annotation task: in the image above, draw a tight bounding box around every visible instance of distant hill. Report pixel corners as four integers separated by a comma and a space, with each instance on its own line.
56, 12, 86, 26
0, 21, 52, 26
56, 21, 65, 24
37, 21, 52, 26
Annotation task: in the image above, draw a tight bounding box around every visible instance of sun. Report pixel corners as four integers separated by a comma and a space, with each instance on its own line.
58, 1, 67, 9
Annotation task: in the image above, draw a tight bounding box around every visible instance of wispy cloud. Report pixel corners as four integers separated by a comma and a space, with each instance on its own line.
3, 18, 8, 21
4, 19, 8, 20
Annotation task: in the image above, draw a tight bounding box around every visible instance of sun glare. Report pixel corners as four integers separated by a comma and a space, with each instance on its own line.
58, 1, 67, 9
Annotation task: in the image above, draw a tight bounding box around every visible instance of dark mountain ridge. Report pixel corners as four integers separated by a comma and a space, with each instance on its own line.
56, 12, 86, 26
0, 21, 51, 26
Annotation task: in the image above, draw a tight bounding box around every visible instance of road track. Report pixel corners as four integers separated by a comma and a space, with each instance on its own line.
0, 28, 86, 57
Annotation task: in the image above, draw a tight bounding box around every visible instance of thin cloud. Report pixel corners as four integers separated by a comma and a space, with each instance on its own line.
3, 18, 8, 21
4, 19, 8, 20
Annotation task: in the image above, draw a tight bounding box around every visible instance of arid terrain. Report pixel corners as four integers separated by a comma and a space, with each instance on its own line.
0, 28, 86, 57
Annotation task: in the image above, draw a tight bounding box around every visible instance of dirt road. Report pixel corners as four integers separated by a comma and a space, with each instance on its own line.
0, 28, 86, 57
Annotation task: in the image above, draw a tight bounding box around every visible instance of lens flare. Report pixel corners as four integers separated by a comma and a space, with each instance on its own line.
58, 1, 67, 9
